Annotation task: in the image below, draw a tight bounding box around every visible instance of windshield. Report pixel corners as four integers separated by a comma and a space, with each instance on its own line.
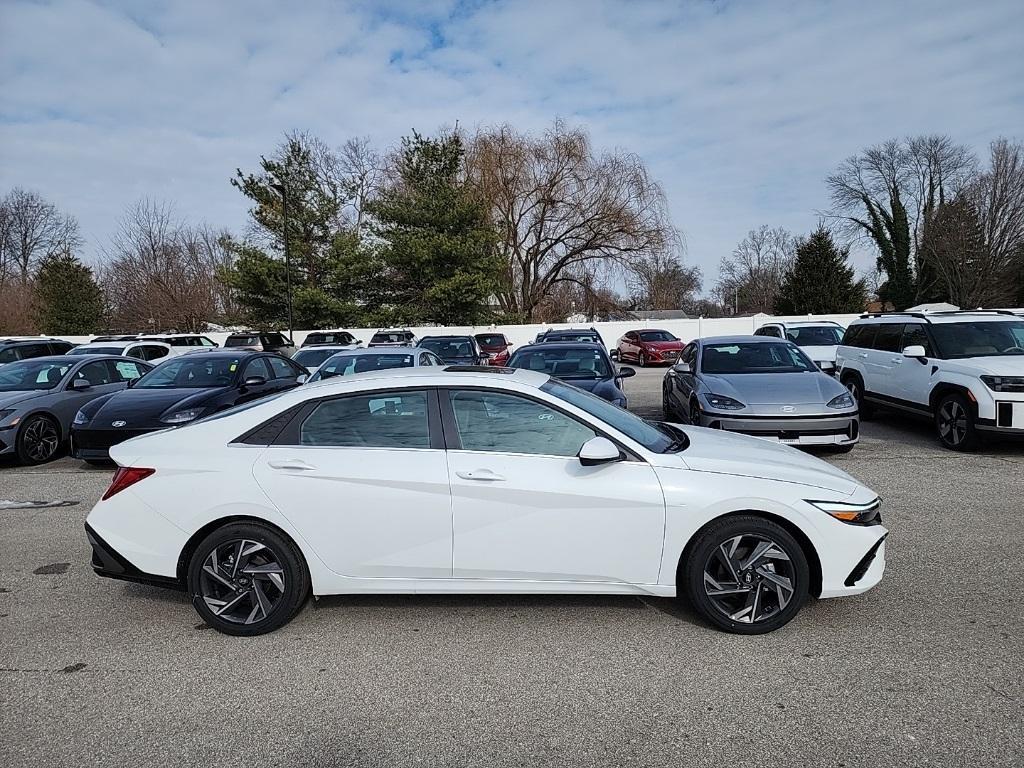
702, 342, 815, 374
310, 353, 415, 380
547, 332, 601, 344
225, 335, 259, 347
67, 346, 122, 355
475, 334, 507, 347
305, 332, 353, 345
420, 338, 475, 358
542, 379, 682, 453
930, 321, 1024, 359
508, 347, 612, 379
0, 360, 72, 391
638, 331, 677, 342
370, 332, 409, 344
293, 348, 343, 368
135, 357, 242, 388
785, 326, 844, 346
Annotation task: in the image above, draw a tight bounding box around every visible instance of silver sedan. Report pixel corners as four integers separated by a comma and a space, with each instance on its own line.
662, 335, 859, 452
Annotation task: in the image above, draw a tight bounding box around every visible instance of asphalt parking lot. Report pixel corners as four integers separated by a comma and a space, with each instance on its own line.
1, 366, 1022, 767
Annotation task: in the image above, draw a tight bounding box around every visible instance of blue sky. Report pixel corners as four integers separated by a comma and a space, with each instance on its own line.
2, 0, 1022, 290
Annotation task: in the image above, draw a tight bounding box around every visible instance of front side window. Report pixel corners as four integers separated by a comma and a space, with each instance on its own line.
872, 324, 905, 352
262, 333, 290, 347
111, 360, 146, 381
785, 326, 843, 346
76, 360, 114, 385
226, 335, 259, 347
200, 337, 217, 347
700, 342, 815, 374
267, 356, 299, 379
242, 358, 272, 381
448, 389, 596, 457
929, 321, 1024, 359
900, 324, 933, 355
0, 347, 18, 364
842, 324, 877, 349
300, 390, 430, 449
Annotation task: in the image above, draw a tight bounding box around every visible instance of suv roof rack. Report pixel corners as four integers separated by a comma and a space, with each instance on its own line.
859, 309, 1017, 321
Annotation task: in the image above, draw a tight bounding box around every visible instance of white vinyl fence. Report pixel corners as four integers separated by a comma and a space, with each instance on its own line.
53, 313, 864, 348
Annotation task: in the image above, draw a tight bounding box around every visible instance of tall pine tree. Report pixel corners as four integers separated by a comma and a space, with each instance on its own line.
34, 251, 104, 334
369, 131, 499, 325
775, 226, 867, 315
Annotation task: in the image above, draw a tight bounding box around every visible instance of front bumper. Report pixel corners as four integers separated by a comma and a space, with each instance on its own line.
697, 412, 859, 445
85, 522, 183, 590
977, 397, 1024, 435
71, 427, 158, 460
644, 349, 681, 363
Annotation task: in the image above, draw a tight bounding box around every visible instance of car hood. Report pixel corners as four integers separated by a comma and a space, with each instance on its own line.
797, 345, 838, 363
86, 387, 223, 428
945, 356, 1024, 376
677, 425, 860, 495
0, 390, 50, 409
701, 371, 846, 405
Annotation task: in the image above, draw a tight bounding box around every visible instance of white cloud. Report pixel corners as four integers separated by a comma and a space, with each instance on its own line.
1, 0, 1022, 289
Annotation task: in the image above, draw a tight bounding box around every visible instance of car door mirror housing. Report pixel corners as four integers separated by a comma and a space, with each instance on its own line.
578, 436, 623, 466
902, 345, 927, 360
296, 373, 308, 384
70, 378, 91, 391
617, 366, 636, 379
243, 375, 267, 388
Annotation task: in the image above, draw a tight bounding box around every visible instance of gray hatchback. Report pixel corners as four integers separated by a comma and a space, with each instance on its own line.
662, 335, 859, 451
0, 355, 151, 464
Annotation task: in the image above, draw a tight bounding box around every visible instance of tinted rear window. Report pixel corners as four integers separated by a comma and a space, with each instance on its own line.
226, 335, 260, 347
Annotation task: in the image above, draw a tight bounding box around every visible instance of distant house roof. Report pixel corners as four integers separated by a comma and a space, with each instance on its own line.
905, 302, 961, 313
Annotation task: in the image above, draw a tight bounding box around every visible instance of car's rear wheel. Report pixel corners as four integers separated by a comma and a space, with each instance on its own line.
188, 522, 310, 636
935, 392, 980, 452
16, 415, 61, 465
683, 515, 809, 634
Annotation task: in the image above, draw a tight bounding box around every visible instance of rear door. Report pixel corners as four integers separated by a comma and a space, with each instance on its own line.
253, 388, 452, 579
443, 387, 665, 584
864, 323, 904, 399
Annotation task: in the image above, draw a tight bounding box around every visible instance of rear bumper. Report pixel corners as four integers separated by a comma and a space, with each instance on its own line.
85, 522, 183, 591
698, 413, 859, 445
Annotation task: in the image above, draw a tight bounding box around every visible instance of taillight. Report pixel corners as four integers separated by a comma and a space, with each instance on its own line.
102, 467, 155, 500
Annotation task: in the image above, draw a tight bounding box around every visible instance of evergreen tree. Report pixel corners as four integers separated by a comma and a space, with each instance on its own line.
369, 131, 499, 325
34, 251, 104, 334
775, 226, 867, 315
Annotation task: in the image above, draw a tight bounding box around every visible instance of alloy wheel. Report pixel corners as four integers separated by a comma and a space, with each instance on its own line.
938, 399, 967, 446
199, 539, 287, 625
703, 534, 796, 624
21, 417, 59, 462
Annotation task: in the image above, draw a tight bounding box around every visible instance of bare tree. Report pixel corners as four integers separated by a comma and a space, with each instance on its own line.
101, 201, 234, 332
714, 226, 795, 314
628, 251, 702, 311
465, 121, 676, 321
0, 188, 80, 285
338, 136, 383, 236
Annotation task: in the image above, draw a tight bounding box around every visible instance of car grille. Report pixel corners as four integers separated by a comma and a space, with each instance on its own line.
73, 429, 152, 450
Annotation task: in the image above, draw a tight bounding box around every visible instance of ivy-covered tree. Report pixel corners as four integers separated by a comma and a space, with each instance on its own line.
775, 226, 867, 315
369, 131, 500, 325
34, 250, 104, 334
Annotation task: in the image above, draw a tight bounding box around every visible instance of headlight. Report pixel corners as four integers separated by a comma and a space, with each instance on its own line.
704, 393, 745, 410
0, 408, 16, 422
981, 375, 1024, 393
807, 499, 882, 525
73, 409, 88, 425
160, 408, 204, 424
827, 392, 855, 409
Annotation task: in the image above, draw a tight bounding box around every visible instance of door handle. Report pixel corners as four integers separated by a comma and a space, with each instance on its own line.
890, 357, 903, 363
859, 353, 869, 359
456, 469, 505, 482
268, 459, 316, 471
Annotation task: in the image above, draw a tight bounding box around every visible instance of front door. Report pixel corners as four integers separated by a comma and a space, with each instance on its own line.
253, 388, 453, 579
443, 388, 665, 585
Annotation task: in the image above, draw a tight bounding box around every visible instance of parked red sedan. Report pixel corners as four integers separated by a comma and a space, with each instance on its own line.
474, 332, 513, 366
615, 329, 684, 366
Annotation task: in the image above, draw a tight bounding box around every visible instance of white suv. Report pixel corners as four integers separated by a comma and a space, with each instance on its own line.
836, 311, 1024, 450
754, 320, 845, 374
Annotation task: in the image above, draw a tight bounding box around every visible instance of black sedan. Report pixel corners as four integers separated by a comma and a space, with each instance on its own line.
506, 342, 635, 407
418, 335, 484, 365
71, 351, 307, 463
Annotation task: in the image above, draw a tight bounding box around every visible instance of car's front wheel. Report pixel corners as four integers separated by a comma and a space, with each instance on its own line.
682, 515, 809, 634
842, 374, 873, 420
16, 414, 61, 465
935, 392, 980, 452
188, 522, 310, 636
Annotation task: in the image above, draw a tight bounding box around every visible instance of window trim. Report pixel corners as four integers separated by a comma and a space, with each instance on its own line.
270, 387, 444, 450
437, 385, 642, 461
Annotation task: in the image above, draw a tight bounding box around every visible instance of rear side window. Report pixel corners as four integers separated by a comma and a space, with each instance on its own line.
267, 356, 300, 379
49, 341, 73, 354
111, 360, 146, 381
262, 334, 289, 347
872, 323, 904, 352
0, 347, 19, 363
242, 358, 272, 380
842, 324, 877, 349
299, 390, 431, 449
226, 335, 259, 347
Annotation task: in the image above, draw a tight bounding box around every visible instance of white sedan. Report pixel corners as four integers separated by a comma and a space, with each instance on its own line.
85, 367, 887, 636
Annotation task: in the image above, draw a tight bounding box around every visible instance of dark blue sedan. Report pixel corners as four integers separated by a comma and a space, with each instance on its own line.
506, 342, 635, 407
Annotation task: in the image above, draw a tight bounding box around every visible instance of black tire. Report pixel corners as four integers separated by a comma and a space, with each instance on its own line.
842, 374, 873, 420
188, 522, 310, 636
687, 397, 703, 426
935, 392, 980, 452
16, 414, 62, 465
682, 515, 809, 634
662, 394, 675, 422
638, 352, 647, 368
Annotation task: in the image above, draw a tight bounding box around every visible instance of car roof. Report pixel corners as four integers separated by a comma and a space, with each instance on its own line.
303, 364, 549, 392
699, 335, 784, 345
634, 328, 673, 333
420, 334, 473, 340
775, 320, 843, 328
7, 354, 134, 364
321, 346, 427, 358
851, 311, 1019, 325
295, 344, 358, 352
74, 340, 134, 349
514, 341, 607, 352
0, 337, 64, 345
171, 349, 262, 359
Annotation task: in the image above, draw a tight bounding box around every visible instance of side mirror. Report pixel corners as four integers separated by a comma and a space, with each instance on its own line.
902, 345, 927, 361
127, 378, 137, 388
578, 436, 623, 467
356, 339, 363, 345
296, 373, 308, 384
243, 375, 267, 388
616, 366, 636, 379
70, 378, 91, 391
